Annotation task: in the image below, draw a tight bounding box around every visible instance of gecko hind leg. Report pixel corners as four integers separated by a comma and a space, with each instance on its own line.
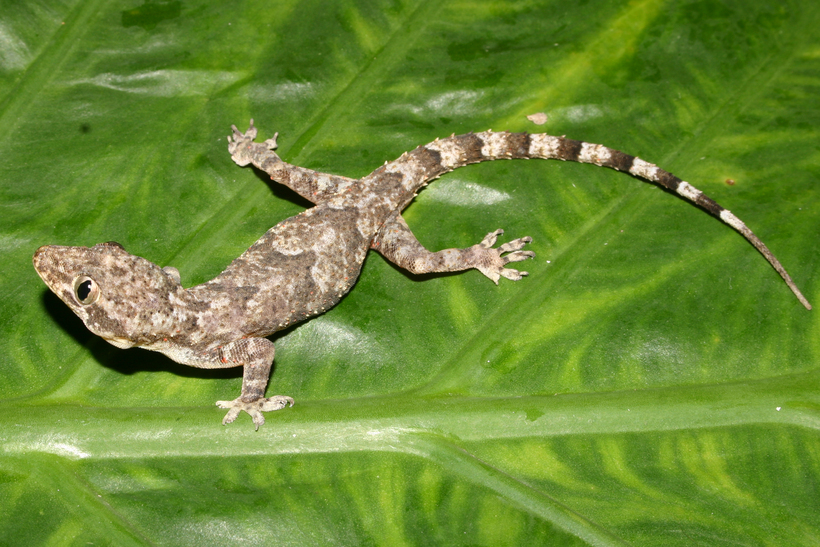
372, 213, 534, 284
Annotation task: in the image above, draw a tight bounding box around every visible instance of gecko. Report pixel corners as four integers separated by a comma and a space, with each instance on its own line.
33, 120, 812, 429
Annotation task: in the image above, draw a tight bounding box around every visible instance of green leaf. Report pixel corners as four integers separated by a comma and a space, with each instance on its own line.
2, 0, 819, 544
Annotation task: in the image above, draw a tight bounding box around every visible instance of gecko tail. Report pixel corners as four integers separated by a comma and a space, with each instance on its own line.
518, 134, 811, 310
602, 150, 812, 310
717, 209, 811, 310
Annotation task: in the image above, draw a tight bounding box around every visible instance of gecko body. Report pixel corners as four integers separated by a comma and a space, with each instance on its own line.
33, 121, 811, 428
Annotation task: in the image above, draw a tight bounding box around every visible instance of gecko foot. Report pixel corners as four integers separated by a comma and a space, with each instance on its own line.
227, 119, 279, 167
473, 229, 534, 284
216, 395, 294, 430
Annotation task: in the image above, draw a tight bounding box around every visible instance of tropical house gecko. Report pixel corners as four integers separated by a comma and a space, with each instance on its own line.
33, 120, 811, 428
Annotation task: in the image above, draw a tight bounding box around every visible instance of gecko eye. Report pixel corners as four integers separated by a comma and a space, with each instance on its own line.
73, 276, 100, 305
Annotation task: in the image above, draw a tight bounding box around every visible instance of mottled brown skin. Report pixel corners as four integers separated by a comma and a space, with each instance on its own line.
33, 120, 810, 429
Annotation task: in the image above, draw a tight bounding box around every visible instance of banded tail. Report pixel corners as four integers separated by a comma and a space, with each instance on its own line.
395, 131, 810, 309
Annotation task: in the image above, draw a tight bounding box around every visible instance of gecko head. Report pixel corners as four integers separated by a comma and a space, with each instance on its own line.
33, 242, 183, 348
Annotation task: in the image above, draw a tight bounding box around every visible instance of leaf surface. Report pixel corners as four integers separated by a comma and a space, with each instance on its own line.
2, 0, 819, 544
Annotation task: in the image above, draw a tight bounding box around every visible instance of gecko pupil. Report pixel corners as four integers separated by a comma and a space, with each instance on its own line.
77, 280, 93, 300
73, 276, 99, 305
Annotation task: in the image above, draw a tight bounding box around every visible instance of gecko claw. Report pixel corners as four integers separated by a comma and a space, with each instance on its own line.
216, 395, 294, 430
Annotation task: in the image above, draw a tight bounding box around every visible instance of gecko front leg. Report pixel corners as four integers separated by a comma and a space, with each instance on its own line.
210, 337, 293, 430
372, 213, 534, 283
227, 120, 358, 203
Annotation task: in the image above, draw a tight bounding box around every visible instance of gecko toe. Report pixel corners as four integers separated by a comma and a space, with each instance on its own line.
503, 250, 536, 264
497, 237, 532, 253
218, 404, 241, 425
263, 132, 279, 150
259, 395, 295, 411
500, 268, 528, 281
479, 229, 504, 248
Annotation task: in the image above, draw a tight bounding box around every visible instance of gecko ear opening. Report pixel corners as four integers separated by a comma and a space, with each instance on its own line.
163, 266, 181, 284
